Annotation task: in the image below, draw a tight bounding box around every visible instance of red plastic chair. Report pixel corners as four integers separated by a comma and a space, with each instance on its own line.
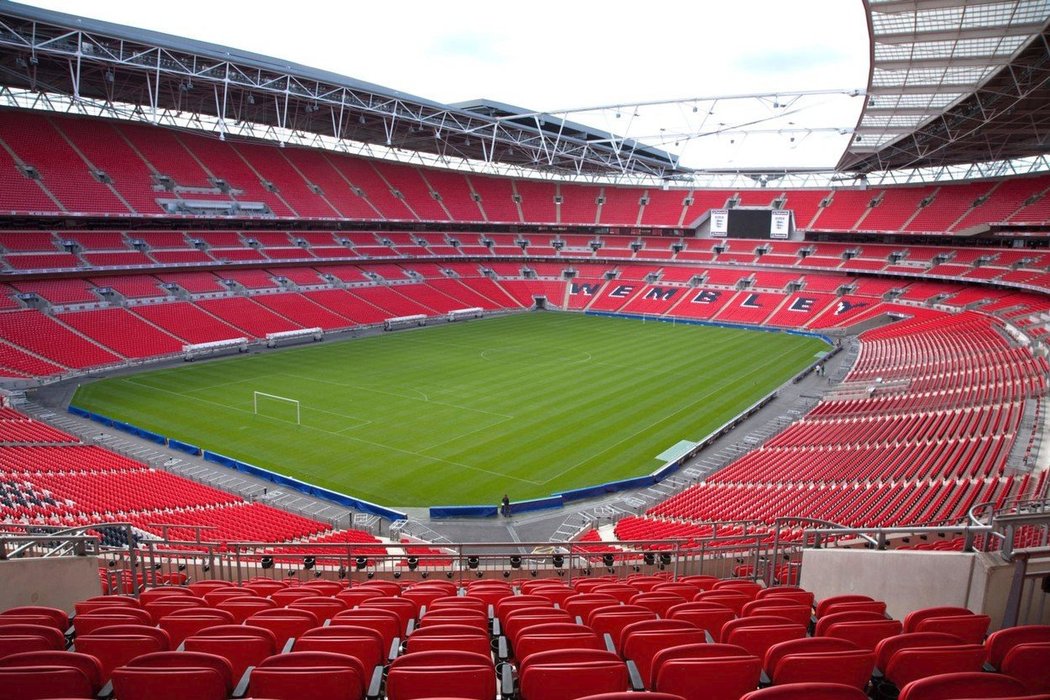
113, 650, 235, 699
563, 594, 620, 622
913, 614, 990, 645
288, 596, 349, 622
741, 682, 869, 700
724, 623, 808, 661
294, 624, 385, 670
883, 644, 987, 689
629, 592, 688, 618
771, 648, 875, 690
429, 595, 488, 614
1001, 642, 1050, 694
74, 629, 170, 678
897, 670, 1033, 700
331, 610, 402, 652
0, 623, 66, 650
419, 608, 488, 631
986, 625, 1050, 670
215, 596, 278, 623
518, 648, 627, 700
0, 606, 69, 630
246, 609, 320, 648
361, 598, 416, 634
651, 642, 761, 700
813, 610, 886, 637
814, 595, 876, 618
157, 608, 234, 647
0, 665, 94, 699
666, 601, 735, 642
74, 609, 154, 635
516, 625, 605, 660
386, 649, 495, 700
405, 623, 491, 656
902, 606, 974, 633
183, 624, 278, 680
0, 650, 104, 694
874, 632, 964, 673
248, 650, 367, 700
622, 624, 708, 688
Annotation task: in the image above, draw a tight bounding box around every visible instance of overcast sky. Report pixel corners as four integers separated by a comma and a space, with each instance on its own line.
16, 0, 872, 170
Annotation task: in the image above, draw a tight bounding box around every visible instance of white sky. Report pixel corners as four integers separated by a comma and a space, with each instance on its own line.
17, 0, 872, 171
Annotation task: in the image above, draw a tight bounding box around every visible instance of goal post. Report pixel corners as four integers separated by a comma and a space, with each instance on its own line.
253, 391, 301, 425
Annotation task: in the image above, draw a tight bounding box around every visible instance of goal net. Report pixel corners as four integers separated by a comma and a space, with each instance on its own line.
253, 391, 301, 425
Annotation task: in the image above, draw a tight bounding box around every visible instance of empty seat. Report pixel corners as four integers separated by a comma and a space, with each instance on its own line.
0, 606, 69, 630
621, 622, 707, 687
902, 607, 975, 633
518, 648, 628, 700
813, 611, 886, 637
111, 650, 234, 700
883, 644, 987, 689
248, 650, 367, 700
651, 642, 761, 700
386, 649, 495, 700
245, 608, 320, 647
666, 601, 736, 642
741, 682, 869, 700
986, 625, 1050, 670
0, 650, 104, 694
822, 618, 903, 652
74, 626, 171, 678
293, 624, 385, 670
815, 596, 876, 618
158, 608, 234, 647
874, 632, 964, 672
630, 592, 688, 618
405, 623, 491, 656
1001, 642, 1050, 694
0, 665, 94, 699
913, 614, 990, 645
515, 624, 605, 660
897, 670, 1033, 700
183, 624, 278, 680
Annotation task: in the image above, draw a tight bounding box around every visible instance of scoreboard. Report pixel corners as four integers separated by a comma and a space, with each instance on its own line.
710, 208, 792, 239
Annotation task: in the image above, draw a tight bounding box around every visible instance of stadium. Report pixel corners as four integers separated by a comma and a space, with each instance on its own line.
0, 0, 1048, 698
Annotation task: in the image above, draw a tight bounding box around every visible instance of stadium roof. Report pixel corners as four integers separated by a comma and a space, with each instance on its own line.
0, 1, 683, 180
840, 0, 1050, 173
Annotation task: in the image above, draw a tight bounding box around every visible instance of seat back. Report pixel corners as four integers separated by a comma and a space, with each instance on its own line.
331, 611, 401, 650
884, 644, 987, 689
184, 627, 277, 680
215, 596, 278, 623
386, 649, 495, 700
1001, 642, 1050, 694
764, 636, 857, 676
902, 606, 974, 633
250, 650, 366, 700
124, 650, 234, 692
814, 596, 875, 618
823, 619, 902, 652
813, 611, 886, 637
629, 593, 688, 618
914, 614, 990, 645
897, 670, 1030, 700
74, 633, 168, 677
724, 624, 808, 660
655, 655, 761, 700
771, 649, 875, 690
741, 682, 869, 700
563, 594, 620, 622
986, 625, 1050, 669
518, 649, 627, 700
296, 625, 384, 669
0, 650, 104, 692
874, 632, 964, 673
0, 622, 66, 649
0, 665, 93, 699
623, 628, 708, 688
245, 611, 320, 647
158, 611, 234, 647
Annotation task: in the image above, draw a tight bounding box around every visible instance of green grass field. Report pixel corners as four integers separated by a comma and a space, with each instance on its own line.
71, 313, 826, 506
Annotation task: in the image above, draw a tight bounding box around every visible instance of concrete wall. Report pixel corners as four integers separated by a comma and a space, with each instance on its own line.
0, 556, 100, 614
800, 549, 1050, 629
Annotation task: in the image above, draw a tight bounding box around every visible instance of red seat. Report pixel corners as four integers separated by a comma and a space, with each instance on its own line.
813, 611, 886, 637
288, 596, 349, 622
741, 682, 869, 700
246, 609, 320, 648
823, 619, 902, 652
629, 592, 688, 618
874, 632, 964, 673
405, 624, 491, 656
201, 588, 249, 606
591, 584, 641, 604
0, 665, 94, 699
883, 644, 987, 689
187, 580, 237, 597
158, 609, 234, 647
215, 596, 278, 623
294, 624, 385, 670
0, 635, 55, 659
518, 648, 627, 700
495, 596, 555, 620
744, 603, 813, 629
724, 623, 808, 660
0, 606, 69, 630
1001, 642, 1050, 694
249, 650, 367, 700
335, 588, 387, 607
820, 600, 887, 617
243, 580, 288, 597
419, 609, 489, 631
331, 610, 401, 652
0, 650, 104, 693
0, 623, 66, 651
652, 583, 702, 600
183, 624, 278, 680
986, 625, 1050, 670
361, 598, 416, 635
578, 693, 685, 700
651, 642, 761, 700
695, 591, 751, 615
386, 649, 495, 700
299, 581, 345, 596
504, 609, 575, 646
429, 595, 488, 614
666, 601, 735, 642
563, 594, 620, 622
138, 587, 196, 605
902, 606, 975, 633
270, 588, 318, 607
771, 648, 874, 690
898, 670, 1033, 700
114, 650, 235, 698
913, 614, 990, 645
516, 626, 605, 660
74, 609, 154, 635
357, 580, 402, 596
622, 624, 708, 688
815, 596, 876, 618
75, 629, 170, 678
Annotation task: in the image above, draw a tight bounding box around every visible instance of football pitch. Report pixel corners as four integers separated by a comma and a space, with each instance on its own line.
71, 313, 827, 506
